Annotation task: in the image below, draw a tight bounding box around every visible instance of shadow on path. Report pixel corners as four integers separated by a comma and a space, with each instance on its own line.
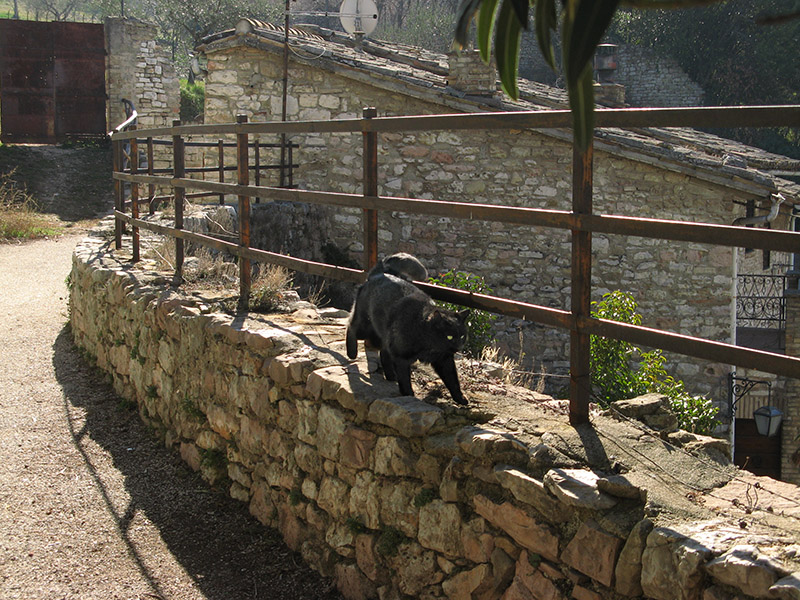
52, 325, 343, 600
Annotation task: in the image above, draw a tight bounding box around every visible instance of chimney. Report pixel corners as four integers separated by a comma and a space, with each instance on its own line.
447, 50, 497, 97
593, 44, 625, 107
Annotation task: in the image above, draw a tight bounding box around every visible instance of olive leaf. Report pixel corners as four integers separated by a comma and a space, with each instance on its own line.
495, 0, 524, 100
535, 0, 558, 71
454, 0, 623, 150
477, 0, 500, 62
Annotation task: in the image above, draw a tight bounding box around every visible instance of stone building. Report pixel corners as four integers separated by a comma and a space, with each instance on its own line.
189, 20, 800, 478
105, 18, 179, 136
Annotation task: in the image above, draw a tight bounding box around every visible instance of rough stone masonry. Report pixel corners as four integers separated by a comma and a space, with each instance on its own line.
70, 220, 800, 600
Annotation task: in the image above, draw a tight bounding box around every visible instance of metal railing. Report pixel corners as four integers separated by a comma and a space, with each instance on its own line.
109, 105, 800, 426
737, 273, 788, 329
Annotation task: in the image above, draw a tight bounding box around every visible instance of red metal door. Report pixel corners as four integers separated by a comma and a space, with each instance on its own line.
0, 20, 106, 143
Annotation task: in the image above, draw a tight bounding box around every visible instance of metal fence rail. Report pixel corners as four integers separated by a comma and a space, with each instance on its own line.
110, 105, 800, 426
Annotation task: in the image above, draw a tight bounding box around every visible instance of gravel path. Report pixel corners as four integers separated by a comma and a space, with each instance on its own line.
0, 234, 342, 599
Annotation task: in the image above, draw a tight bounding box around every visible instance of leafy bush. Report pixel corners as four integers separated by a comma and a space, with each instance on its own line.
590, 291, 719, 435
429, 269, 498, 358
180, 79, 205, 123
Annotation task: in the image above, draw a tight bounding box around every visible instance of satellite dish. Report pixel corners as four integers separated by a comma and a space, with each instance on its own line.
339, 0, 378, 36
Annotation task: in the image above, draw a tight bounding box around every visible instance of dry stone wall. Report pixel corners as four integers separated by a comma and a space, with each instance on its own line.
69, 226, 800, 600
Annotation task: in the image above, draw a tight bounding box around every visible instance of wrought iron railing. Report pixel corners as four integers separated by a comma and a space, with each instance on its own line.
736, 274, 787, 329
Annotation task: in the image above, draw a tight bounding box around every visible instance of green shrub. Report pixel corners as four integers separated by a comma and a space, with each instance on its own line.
180, 79, 205, 123
590, 291, 719, 435
429, 269, 498, 358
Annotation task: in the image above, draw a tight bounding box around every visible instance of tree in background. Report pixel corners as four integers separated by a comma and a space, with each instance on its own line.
375, 0, 457, 53
23, 0, 81, 20
608, 1, 800, 157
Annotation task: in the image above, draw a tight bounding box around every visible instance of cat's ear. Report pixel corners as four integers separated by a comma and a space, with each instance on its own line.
425, 309, 442, 324
458, 309, 470, 322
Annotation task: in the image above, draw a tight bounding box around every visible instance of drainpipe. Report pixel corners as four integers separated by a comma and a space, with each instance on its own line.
733, 193, 786, 226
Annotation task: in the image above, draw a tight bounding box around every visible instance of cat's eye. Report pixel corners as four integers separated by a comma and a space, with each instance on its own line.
447, 335, 454, 340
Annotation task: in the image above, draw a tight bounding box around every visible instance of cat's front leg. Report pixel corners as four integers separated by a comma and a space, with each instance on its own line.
432, 357, 467, 405
394, 359, 414, 397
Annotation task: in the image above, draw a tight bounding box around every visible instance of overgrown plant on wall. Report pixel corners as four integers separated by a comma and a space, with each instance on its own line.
590, 290, 719, 435
180, 79, 205, 122
429, 269, 497, 358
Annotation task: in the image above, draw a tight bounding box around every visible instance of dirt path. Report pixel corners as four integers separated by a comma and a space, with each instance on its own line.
0, 236, 342, 597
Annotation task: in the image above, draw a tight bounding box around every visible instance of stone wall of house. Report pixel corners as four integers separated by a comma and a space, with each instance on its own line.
69, 228, 800, 600
201, 39, 757, 406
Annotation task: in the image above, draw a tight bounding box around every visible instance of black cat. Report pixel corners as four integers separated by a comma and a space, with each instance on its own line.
346, 271, 469, 405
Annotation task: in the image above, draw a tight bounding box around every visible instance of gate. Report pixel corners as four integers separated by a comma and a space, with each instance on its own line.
0, 20, 106, 143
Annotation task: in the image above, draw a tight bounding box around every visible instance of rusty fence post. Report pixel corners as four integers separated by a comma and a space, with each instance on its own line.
362, 107, 379, 272
569, 141, 594, 426
218, 139, 225, 205
130, 127, 140, 262
113, 138, 123, 250
237, 114, 252, 307
254, 137, 261, 203
172, 119, 185, 279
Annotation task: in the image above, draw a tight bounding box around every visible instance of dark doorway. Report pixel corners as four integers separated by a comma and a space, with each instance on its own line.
0, 20, 106, 143
734, 419, 782, 479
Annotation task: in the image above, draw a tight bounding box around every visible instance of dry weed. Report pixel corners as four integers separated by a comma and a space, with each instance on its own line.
251, 264, 294, 310
0, 169, 60, 240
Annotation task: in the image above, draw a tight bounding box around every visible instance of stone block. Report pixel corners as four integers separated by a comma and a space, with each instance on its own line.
456, 426, 526, 458
374, 436, 416, 477
562, 520, 623, 588
335, 561, 377, 600
704, 545, 779, 598
340, 425, 377, 470
473, 495, 559, 561
615, 518, 653, 596
771, 573, 800, 600
316, 404, 348, 460
419, 500, 464, 557
249, 479, 275, 526
206, 404, 238, 439
442, 563, 491, 599
350, 470, 381, 530
356, 534, 382, 582
317, 475, 351, 520
180, 441, 201, 471
641, 527, 715, 600
572, 585, 602, 600
495, 465, 570, 523
367, 396, 444, 437
544, 469, 618, 510
388, 541, 443, 596
513, 550, 564, 600
378, 479, 419, 537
